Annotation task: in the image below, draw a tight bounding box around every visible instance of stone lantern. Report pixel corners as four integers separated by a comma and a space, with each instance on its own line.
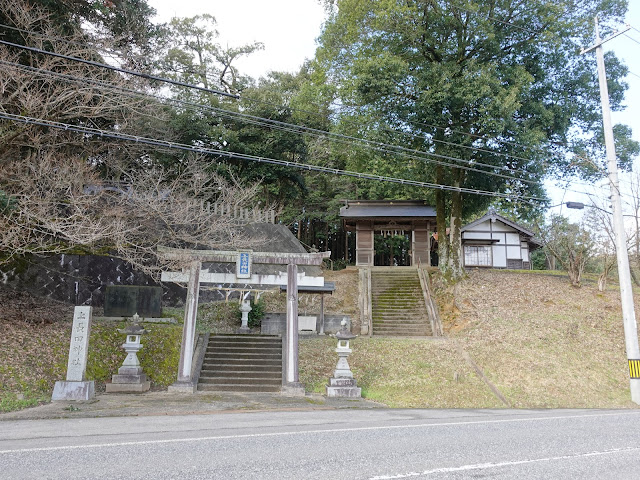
326, 320, 361, 397
106, 313, 151, 393
237, 299, 252, 334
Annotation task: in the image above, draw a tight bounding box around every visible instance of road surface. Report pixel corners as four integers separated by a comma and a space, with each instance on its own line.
1, 408, 639, 479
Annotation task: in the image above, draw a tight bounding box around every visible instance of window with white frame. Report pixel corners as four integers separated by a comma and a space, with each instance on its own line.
464, 245, 491, 266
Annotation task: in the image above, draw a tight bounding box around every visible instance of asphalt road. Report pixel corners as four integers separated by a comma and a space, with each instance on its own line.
1, 409, 640, 479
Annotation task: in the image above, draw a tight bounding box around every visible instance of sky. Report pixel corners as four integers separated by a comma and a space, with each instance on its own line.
149, 0, 326, 79
148, 0, 640, 219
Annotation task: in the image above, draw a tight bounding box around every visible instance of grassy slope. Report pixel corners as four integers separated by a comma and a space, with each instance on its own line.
298, 269, 640, 409
448, 269, 637, 408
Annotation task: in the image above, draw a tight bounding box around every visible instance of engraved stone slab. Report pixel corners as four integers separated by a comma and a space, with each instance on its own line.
66, 306, 92, 382
104, 285, 162, 317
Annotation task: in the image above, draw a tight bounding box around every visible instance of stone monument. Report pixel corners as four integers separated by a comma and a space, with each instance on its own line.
52, 306, 95, 401
326, 320, 361, 398
105, 314, 151, 393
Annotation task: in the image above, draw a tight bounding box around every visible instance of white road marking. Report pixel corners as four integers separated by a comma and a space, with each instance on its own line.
1, 410, 639, 455
368, 446, 640, 479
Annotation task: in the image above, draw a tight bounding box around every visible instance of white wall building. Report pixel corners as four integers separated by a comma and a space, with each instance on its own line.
461, 209, 542, 269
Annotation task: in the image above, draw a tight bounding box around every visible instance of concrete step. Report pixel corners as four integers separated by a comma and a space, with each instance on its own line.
202, 363, 282, 372
202, 358, 282, 367
199, 375, 281, 385
209, 334, 281, 341
199, 334, 283, 392
200, 370, 281, 379
204, 353, 282, 363
198, 383, 281, 392
372, 317, 430, 326
206, 346, 282, 355
372, 306, 427, 312
373, 326, 431, 334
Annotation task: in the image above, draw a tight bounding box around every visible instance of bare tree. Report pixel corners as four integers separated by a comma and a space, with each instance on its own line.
0, 3, 264, 277
628, 167, 640, 286
540, 215, 594, 287
0, 153, 262, 277
583, 201, 617, 292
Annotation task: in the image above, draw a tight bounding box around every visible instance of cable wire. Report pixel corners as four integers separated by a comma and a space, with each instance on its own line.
0, 58, 548, 188
0, 111, 548, 202
0, 38, 239, 99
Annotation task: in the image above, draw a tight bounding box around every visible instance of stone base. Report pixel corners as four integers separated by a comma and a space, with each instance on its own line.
326, 377, 361, 398
111, 373, 148, 384
118, 366, 143, 375
236, 326, 251, 334
51, 380, 95, 401
167, 381, 197, 393
105, 381, 150, 393
281, 382, 305, 397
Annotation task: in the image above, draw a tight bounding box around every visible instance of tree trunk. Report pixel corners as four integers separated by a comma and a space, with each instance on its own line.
435, 165, 449, 272
447, 184, 464, 280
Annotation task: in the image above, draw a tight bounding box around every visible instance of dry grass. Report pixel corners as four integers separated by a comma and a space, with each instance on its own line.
300, 336, 502, 408
448, 269, 639, 408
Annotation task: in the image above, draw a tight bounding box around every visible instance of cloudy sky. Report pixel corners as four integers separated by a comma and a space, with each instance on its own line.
149, 0, 326, 79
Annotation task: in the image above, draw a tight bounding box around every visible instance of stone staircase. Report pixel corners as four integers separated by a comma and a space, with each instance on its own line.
371, 268, 433, 337
198, 334, 282, 392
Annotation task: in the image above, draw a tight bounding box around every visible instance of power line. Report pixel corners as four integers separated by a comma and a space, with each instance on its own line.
0, 38, 239, 99
0, 59, 547, 188
623, 33, 640, 46
0, 23, 570, 176
0, 111, 548, 202
0, 26, 605, 196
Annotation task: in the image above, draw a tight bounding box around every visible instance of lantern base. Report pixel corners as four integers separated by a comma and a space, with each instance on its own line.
326, 377, 361, 398
105, 381, 150, 393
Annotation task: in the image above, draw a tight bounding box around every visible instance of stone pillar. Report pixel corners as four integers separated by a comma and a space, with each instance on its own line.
106, 316, 150, 393
52, 306, 95, 401
318, 293, 326, 335
237, 299, 252, 334
283, 263, 304, 395
170, 260, 201, 393
326, 320, 361, 398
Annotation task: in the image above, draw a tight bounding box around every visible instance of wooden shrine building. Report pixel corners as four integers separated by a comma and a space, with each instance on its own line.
340, 200, 436, 267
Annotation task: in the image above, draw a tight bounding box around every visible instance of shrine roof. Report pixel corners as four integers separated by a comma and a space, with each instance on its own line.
339, 200, 436, 219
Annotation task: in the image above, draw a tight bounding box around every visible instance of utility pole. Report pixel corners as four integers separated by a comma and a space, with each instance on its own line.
581, 18, 640, 404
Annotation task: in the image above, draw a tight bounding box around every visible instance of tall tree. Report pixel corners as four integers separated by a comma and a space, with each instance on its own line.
313, 0, 635, 278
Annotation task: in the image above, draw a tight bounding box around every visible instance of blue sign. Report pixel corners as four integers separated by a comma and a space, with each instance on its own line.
236, 251, 251, 278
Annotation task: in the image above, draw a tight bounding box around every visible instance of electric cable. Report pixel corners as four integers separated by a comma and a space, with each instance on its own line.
0, 111, 549, 202
0, 38, 239, 99
0, 58, 547, 187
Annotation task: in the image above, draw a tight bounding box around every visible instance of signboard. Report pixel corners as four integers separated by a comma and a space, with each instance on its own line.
236, 251, 252, 279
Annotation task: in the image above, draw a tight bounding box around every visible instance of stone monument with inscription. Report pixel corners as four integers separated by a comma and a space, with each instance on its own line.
52, 306, 95, 401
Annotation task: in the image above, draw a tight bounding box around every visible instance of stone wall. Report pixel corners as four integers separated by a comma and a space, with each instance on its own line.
0, 254, 188, 307
261, 313, 351, 335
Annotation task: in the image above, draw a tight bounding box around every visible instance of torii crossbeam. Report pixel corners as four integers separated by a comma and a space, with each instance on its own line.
158, 246, 330, 394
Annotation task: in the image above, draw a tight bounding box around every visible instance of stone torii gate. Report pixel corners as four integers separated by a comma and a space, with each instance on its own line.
158, 246, 330, 394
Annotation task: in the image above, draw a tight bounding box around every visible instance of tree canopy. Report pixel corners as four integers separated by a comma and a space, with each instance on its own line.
311, 0, 636, 276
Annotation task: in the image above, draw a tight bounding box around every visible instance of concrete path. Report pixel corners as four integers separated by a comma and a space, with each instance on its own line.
0, 390, 384, 421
